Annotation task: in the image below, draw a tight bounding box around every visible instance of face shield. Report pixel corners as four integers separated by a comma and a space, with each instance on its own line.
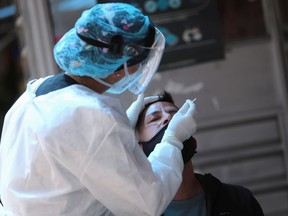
94, 28, 165, 94
128, 28, 165, 94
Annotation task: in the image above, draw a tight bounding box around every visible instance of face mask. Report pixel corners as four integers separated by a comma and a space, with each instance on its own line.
139, 125, 197, 164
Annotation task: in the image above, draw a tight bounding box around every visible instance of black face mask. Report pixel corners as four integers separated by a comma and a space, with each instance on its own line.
139, 125, 197, 164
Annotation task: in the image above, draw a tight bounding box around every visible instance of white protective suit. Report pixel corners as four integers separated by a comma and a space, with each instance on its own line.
0, 77, 183, 216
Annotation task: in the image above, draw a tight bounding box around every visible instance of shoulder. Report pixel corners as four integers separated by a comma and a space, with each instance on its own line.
221, 183, 264, 215
196, 173, 254, 198
34, 87, 130, 139
221, 182, 256, 202
40, 86, 127, 122
196, 173, 264, 216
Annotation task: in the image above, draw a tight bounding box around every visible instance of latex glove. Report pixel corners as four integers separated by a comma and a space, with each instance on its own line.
126, 93, 159, 128
161, 99, 197, 149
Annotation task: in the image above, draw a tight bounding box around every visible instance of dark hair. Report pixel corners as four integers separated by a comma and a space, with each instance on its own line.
154, 91, 174, 104
144, 90, 175, 110
135, 91, 175, 129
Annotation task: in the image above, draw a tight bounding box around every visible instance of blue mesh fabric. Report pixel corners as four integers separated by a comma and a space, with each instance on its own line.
54, 3, 152, 79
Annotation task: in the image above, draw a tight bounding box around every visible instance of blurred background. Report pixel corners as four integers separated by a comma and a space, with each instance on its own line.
0, 0, 288, 215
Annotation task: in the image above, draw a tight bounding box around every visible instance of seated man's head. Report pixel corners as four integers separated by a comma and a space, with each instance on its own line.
136, 91, 197, 163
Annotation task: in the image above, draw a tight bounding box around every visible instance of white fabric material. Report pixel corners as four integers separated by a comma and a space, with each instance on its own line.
126, 93, 159, 128
162, 99, 197, 149
0, 77, 183, 216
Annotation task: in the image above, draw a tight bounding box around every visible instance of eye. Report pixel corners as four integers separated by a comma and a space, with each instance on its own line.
166, 108, 178, 116
170, 110, 177, 115
147, 115, 161, 124
149, 116, 160, 123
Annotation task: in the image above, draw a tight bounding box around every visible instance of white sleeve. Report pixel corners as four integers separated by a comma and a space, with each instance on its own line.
80, 122, 183, 216
44, 110, 183, 216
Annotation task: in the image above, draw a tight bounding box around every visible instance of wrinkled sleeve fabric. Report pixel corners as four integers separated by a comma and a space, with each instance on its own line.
41, 98, 183, 216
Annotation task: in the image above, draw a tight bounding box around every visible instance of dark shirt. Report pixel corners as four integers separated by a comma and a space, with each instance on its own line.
162, 173, 264, 216
196, 173, 264, 216
35, 73, 78, 97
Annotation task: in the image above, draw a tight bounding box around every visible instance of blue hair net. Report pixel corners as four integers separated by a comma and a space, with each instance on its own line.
54, 3, 152, 79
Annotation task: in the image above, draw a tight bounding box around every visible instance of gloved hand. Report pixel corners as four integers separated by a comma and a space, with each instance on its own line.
161, 99, 197, 150
126, 93, 159, 128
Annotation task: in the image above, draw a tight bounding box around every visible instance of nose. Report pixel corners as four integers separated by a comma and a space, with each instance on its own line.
162, 113, 173, 126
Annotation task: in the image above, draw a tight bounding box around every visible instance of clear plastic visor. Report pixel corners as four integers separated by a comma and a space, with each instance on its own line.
94, 28, 165, 94
128, 28, 165, 94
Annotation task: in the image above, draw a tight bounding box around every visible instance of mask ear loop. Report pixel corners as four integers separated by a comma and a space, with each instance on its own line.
93, 62, 130, 88
123, 62, 129, 77
92, 77, 113, 88
124, 62, 143, 80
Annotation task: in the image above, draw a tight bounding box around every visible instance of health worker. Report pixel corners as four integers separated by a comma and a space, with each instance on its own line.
0, 3, 197, 216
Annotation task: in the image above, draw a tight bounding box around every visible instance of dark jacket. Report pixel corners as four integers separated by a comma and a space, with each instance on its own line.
196, 173, 264, 216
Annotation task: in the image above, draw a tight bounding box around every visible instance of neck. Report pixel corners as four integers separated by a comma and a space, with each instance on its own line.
67, 74, 109, 94
173, 161, 203, 201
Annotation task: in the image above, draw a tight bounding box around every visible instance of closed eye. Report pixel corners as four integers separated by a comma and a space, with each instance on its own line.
148, 115, 161, 123
169, 110, 177, 115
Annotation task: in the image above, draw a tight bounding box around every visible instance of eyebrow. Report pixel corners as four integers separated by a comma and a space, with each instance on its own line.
145, 106, 178, 119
